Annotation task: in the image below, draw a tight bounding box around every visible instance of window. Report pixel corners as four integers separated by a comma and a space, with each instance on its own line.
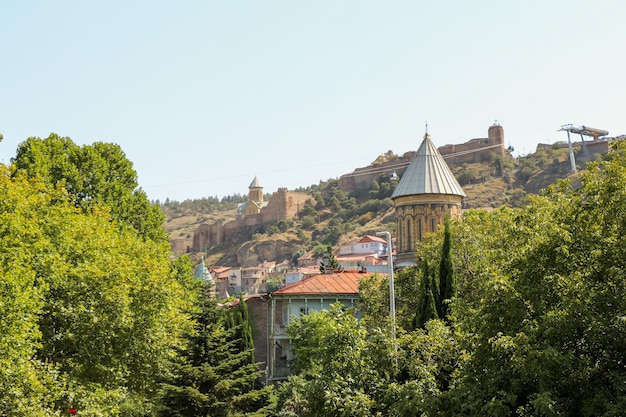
299, 307, 308, 315
418, 218, 422, 241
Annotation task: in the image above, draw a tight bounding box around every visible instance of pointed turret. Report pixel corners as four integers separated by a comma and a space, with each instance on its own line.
194, 256, 215, 286
392, 132, 465, 265
392, 133, 465, 199
248, 176, 264, 204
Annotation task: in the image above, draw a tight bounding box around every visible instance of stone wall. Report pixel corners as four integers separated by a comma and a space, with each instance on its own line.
394, 194, 463, 264
261, 188, 311, 223
339, 124, 506, 194
438, 123, 505, 164
191, 189, 313, 252
170, 238, 190, 255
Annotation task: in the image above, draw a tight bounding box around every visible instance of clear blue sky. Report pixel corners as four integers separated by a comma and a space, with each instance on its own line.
1, 1, 624, 202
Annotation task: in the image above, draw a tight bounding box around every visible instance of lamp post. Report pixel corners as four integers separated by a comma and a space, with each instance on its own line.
376, 231, 396, 366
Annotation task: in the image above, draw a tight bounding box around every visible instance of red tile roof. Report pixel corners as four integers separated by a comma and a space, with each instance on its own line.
359, 235, 386, 244
272, 270, 386, 296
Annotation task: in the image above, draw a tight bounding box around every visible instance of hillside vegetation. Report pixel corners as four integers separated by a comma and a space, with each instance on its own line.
162, 144, 596, 266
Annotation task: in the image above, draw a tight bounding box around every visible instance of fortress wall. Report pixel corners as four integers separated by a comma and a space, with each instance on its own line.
189, 188, 312, 253
440, 125, 505, 163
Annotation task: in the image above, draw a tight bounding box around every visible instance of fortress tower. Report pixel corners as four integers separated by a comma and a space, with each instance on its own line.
391, 132, 465, 265
488, 122, 505, 157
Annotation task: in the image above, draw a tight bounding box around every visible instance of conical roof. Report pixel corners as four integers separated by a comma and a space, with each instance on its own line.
249, 176, 262, 188
391, 133, 465, 199
194, 256, 215, 285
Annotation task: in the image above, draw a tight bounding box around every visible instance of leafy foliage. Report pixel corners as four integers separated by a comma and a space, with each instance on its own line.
0, 165, 194, 415
279, 141, 626, 416
280, 305, 458, 416
12, 134, 166, 242
159, 283, 272, 416
437, 216, 456, 319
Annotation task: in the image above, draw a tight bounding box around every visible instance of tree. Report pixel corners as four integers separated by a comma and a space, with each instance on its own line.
12, 134, 166, 242
227, 295, 255, 364
438, 216, 456, 319
159, 283, 272, 416
317, 244, 339, 273
444, 142, 626, 415
280, 303, 457, 416
0, 166, 194, 415
0, 168, 64, 415
413, 259, 439, 329
280, 304, 374, 416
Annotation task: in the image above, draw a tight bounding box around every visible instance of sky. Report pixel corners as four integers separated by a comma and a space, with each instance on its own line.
1, 1, 624, 202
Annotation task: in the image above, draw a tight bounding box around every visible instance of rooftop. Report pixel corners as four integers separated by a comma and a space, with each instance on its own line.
272, 270, 386, 296
391, 133, 465, 199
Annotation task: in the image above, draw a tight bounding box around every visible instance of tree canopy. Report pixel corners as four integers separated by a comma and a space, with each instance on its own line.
12, 134, 166, 242
278, 141, 626, 416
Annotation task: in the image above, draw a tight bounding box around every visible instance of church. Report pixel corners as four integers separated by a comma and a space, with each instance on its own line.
392, 132, 466, 266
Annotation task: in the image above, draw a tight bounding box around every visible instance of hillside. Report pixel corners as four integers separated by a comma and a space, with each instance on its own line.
162, 143, 595, 267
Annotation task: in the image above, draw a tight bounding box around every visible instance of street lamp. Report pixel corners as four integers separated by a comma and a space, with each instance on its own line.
376, 230, 396, 366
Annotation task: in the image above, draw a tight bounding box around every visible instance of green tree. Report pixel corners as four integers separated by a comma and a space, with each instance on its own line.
0, 166, 193, 415
12, 134, 166, 242
0, 168, 64, 415
159, 283, 272, 416
281, 304, 374, 416
318, 244, 339, 273
227, 295, 256, 364
438, 216, 456, 319
444, 142, 626, 415
280, 304, 457, 416
413, 259, 439, 329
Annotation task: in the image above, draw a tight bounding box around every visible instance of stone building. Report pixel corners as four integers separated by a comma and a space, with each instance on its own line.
192, 177, 313, 253
438, 122, 505, 163
391, 132, 466, 265
338, 123, 506, 194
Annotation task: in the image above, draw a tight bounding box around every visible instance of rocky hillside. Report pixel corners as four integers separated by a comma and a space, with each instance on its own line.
162, 143, 596, 267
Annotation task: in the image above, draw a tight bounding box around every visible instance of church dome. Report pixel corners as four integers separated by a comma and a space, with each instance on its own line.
391, 133, 465, 199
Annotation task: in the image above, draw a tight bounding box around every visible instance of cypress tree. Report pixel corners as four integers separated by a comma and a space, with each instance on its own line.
438, 216, 456, 320
414, 259, 439, 329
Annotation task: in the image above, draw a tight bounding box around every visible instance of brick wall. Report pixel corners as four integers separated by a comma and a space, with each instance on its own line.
246, 296, 268, 373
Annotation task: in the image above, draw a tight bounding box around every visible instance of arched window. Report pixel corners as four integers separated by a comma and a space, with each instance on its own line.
406, 217, 413, 252
418, 218, 422, 241
431, 217, 436, 233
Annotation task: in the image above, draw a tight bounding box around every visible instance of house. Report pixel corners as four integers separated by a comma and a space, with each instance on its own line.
265, 270, 386, 382
218, 266, 269, 296
285, 266, 320, 285
338, 235, 387, 256
335, 253, 381, 270
335, 235, 389, 270
296, 250, 318, 267
210, 266, 232, 298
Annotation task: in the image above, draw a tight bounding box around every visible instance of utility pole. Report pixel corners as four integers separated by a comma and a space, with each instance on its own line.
376, 230, 397, 367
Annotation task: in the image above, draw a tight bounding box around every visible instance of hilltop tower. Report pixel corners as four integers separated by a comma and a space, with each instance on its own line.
241, 176, 264, 216
248, 176, 264, 203
391, 132, 465, 265
488, 122, 505, 157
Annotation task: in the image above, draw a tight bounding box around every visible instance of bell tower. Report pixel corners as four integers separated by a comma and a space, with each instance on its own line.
248, 176, 264, 204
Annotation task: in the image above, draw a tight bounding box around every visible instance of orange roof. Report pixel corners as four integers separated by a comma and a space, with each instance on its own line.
272, 270, 386, 296
359, 235, 386, 244
336, 253, 379, 262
